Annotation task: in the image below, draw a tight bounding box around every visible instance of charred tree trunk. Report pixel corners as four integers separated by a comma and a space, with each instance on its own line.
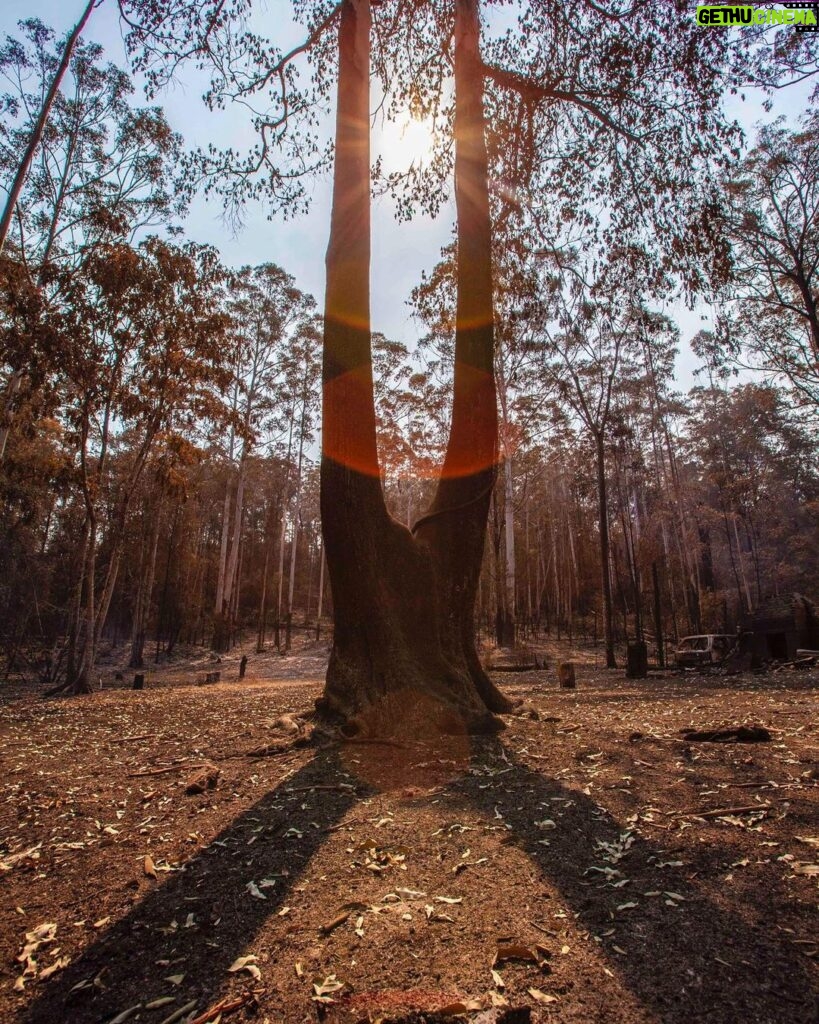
316, 0, 510, 738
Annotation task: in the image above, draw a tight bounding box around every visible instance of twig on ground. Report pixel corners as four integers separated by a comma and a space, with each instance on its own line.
187, 992, 252, 1024
689, 803, 773, 819
127, 762, 206, 778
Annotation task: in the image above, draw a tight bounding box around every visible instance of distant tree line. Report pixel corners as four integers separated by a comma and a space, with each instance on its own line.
0, 11, 816, 695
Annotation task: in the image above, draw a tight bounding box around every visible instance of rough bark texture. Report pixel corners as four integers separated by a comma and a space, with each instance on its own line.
317, 0, 510, 738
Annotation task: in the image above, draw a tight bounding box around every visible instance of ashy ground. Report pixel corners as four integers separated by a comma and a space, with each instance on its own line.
0, 639, 817, 1024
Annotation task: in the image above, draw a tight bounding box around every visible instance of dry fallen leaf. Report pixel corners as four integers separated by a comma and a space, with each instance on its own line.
312, 974, 348, 1003
143, 855, 158, 879
438, 1000, 483, 1015
528, 987, 558, 1004
245, 880, 266, 900
107, 1006, 142, 1024
145, 996, 176, 1009
495, 943, 539, 965
227, 955, 261, 981
39, 956, 70, 980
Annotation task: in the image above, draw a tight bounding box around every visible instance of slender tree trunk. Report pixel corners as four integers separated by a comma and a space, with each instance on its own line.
0, 0, 96, 253
286, 391, 308, 650
315, 545, 326, 640
501, 452, 516, 646
256, 498, 277, 653
229, 532, 243, 647
224, 461, 246, 613
73, 513, 97, 694
652, 560, 665, 668
129, 499, 163, 669
316, 0, 509, 737
595, 434, 616, 667
731, 514, 753, 613
214, 484, 232, 617
275, 505, 288, 649
60, 520, 90, 693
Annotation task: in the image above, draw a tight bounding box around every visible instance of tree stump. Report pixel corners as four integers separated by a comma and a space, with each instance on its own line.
626, 641, 648, 679
132, 674, 145, 690
558, 662, 576, 689
185, 764, 220, 794
239, 655, 248, 680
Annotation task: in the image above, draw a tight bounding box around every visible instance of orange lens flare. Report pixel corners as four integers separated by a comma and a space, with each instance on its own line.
323, 362, 497, 480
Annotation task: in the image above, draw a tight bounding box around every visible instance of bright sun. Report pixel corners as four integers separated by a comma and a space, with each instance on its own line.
375, 113, 438, 173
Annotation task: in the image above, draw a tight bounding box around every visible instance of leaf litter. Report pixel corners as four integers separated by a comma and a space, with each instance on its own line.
0, 640, 817, 1022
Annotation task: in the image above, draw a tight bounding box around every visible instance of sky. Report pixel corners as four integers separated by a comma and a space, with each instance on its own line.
0, 0, 813, 392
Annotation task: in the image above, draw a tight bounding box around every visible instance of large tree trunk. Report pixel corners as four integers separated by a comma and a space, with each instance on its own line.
316, 0, 510, 738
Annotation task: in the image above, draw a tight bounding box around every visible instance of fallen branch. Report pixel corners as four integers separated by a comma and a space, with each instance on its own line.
285, 784, 357, 794
187, 992, 252, 1024
319, 901, 367, 935
691, 803, 772, 819
681, 726, 771, 743
127, 762, 206, 778
488, 664, 539, 673
246, 741, 295, 757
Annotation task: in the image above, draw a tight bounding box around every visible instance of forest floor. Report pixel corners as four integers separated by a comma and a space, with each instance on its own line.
0, 637, 817, 1024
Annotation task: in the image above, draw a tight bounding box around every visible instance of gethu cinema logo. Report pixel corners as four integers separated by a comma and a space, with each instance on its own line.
696, 5, 818, 25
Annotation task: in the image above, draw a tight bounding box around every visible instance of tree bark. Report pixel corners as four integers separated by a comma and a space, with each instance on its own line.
316, 0, 510, 738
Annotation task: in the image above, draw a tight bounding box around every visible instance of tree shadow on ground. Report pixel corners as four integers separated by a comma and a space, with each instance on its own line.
450, 739, 818, 1024
21, 749, 361, 1024
19, 733, 817, 1024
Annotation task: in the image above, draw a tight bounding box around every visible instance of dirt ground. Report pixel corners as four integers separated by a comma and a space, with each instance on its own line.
0, 638, 817, 1024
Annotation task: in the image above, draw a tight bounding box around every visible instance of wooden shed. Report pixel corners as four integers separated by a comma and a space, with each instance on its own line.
741, 594, 819, 661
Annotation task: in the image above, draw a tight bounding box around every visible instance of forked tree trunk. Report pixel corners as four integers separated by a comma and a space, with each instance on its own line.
317, 0, 510, 738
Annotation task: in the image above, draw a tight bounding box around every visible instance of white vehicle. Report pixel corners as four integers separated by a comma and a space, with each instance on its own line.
674, 634, 735, 668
